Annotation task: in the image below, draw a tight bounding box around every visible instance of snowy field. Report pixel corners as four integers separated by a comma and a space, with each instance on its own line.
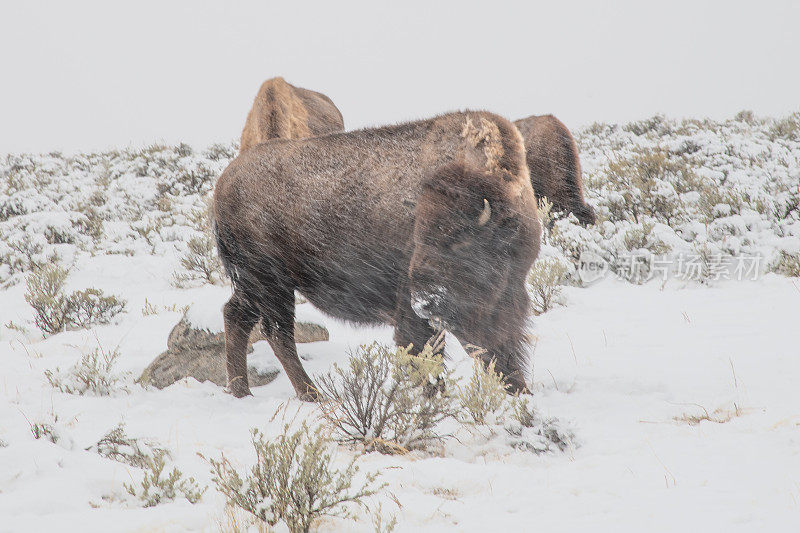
1, 113, 799, 532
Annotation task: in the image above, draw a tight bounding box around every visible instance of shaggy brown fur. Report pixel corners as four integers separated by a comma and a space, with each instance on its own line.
239, 77, 344, 151
514, 114, 596, 225
214, 111, 541, 399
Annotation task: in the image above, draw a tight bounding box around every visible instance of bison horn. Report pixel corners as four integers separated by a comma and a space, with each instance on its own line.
477, 198, 491, 226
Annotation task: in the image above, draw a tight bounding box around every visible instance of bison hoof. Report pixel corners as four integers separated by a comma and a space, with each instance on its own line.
506, 381, 531, 396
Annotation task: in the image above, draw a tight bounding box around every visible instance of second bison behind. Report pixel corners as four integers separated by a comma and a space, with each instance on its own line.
214, 110, 541, 399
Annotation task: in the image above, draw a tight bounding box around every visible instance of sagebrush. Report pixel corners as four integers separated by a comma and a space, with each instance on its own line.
24, 264, 126, 334
316, 342, 456, 453
504, 396, 576, 454
30, 421, 59, 444
124, 450, 205, 507
207, 423, 382, 533
45, 343, 128, 395
458, 358, 509, 424
771, 250, 800, 277
527, 257, 568, 314
89, 423, 167, 468
172, 234, 224, 286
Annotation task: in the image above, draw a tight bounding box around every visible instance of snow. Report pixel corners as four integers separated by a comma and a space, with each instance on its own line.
1, 115, 799, 531
183, 286, 229, 333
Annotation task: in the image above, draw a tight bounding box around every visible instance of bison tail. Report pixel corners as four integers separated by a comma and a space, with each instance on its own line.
212, 220, 240, 286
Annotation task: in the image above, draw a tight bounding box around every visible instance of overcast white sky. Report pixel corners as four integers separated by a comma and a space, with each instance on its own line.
1, 0, 798, 153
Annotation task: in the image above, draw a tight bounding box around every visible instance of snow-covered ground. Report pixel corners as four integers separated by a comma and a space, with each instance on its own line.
1, 114, 799, 531
2, 260, 799, 531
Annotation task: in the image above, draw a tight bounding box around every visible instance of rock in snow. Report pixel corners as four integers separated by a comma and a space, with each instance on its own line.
138, 313, 329, 389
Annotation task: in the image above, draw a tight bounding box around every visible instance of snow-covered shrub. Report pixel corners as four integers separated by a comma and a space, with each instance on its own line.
89, 423, 168, 468
504, 396, 575, 454
600, 148, 690, 225
207, 423, 382, 533
172, 234, 224, 287
771, 250, 800, 277
140, 299, 189, 317
768, 111, 800, 141
124, 450, 205, 507
0, 142, 237, 285
734, 110, 759, 126
509, 395, 537, 428
370, 503, 398, 533
622, 114, 670, 137
45, 344, 128, 395
205, 142, 237, 161
24, 264, 126, 334
316, 342, 456, 453
30, 421, 59, 443
73, 201, 105, 241
172, 197, 226, 286
697, 185, 745, 223
537, 196, 554, 228
68, 288, 127, 327
458, 358, 508, 425
621, 221, 671, 255
24, 263, 71, 333
0, 234, 49, 279
156, 161, 216, 197
527, 257, 568, 314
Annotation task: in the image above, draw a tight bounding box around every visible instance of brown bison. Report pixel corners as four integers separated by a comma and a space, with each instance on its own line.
239, 77, 344, 151
213, 111, 541, 399
514, 114, 596, 225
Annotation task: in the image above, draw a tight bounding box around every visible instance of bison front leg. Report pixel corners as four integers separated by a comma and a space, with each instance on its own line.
265, 322, 318, 401
223, 290, 259, 398
481, 280, 532, 395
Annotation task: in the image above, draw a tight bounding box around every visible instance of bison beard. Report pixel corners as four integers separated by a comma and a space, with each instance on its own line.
213, 111, 541, 400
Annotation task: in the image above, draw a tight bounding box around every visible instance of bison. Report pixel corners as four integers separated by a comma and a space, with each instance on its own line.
239, 77, 344, 151
213, 111, 541, 399
514, 114, 596, 225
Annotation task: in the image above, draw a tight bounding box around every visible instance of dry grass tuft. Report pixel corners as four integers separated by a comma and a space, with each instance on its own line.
674, 403, 745, 426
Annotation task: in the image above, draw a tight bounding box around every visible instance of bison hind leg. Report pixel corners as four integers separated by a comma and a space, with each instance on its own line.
223, 289, 260, 398
253, 276, 319, 401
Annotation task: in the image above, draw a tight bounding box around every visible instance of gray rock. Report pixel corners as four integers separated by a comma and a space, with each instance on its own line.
295, 321, 329, 343
249, 320, 330, 345
139, 317, 329, 390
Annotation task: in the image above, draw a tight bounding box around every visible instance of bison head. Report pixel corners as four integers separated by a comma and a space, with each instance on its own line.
408, 162, 534, 334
